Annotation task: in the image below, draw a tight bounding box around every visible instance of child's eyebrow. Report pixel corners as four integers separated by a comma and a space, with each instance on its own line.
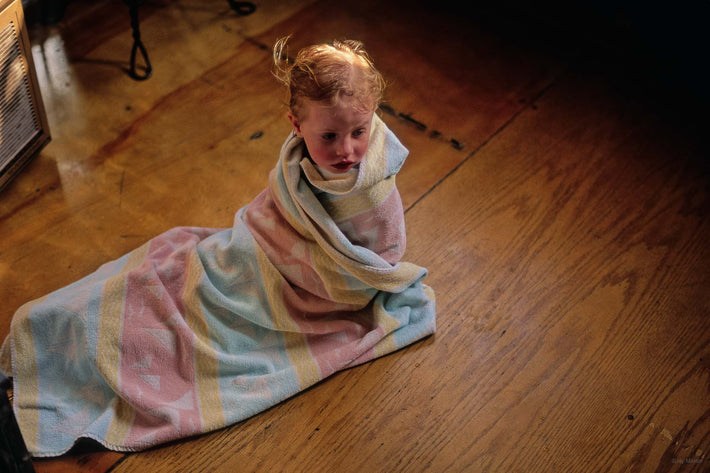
350, 121, 371, 130
319, 122, 369, 133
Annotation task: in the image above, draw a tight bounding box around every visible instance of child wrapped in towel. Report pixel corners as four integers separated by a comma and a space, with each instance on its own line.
0, 37, 436, 457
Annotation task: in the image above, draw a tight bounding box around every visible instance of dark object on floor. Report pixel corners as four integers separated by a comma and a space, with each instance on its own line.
227, 0, 256, 16
124, 0, 152, 81
0, 371, 35, 473
123, 0, 256, 81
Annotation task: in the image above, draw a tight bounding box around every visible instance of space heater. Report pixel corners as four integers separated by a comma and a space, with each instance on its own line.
0, 0, 50, 192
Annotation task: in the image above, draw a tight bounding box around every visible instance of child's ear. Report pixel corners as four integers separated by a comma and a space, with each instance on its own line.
288, 112, 302, 137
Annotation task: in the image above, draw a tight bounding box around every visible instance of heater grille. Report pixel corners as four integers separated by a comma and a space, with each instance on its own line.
0, 0, 50, 192
0, 19, 39, 169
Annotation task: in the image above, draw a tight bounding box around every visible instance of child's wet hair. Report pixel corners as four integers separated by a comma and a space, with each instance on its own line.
273, 36, 385, 120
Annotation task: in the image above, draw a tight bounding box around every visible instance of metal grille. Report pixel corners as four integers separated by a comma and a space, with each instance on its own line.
0, 19, 40, 170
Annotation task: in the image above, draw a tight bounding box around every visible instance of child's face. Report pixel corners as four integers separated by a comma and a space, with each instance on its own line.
289, 98, 374, 174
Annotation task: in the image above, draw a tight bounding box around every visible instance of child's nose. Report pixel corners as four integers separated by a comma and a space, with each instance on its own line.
338, 137, 354, 157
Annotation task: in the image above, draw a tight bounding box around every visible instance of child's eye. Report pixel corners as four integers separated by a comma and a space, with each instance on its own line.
352, 129, 365, 137
321, 133, 336, 141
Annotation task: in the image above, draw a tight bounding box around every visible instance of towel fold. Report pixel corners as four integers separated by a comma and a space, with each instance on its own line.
0, 115, 435, 457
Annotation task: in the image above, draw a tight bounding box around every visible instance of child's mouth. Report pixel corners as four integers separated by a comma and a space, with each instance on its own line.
332, 161, 354, 171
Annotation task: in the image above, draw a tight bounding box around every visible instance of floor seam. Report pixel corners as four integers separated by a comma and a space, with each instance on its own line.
403, 75, 564, 215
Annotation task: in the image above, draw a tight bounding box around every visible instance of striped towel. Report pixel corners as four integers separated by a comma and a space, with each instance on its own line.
0, 114, 435, 457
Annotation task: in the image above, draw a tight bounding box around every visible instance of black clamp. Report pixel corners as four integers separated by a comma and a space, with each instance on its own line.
124, 0, 152, 81
124, 1, 257, 81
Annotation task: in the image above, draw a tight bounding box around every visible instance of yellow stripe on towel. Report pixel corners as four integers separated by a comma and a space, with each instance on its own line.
254, 244, 321, 388
310, 245, 373, 307
322, 177, 396, 222
12, 296, 47, 452
182, 248, 225, 431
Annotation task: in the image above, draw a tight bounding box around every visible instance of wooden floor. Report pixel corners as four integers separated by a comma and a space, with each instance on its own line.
2, 0, 708, 471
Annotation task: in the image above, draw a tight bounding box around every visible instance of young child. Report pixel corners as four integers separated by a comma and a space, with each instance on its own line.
274, 37, 384, 177
0, 37, 436, 457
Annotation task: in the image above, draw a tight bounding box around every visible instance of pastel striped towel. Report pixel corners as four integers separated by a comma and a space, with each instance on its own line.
0, 114, 435, 457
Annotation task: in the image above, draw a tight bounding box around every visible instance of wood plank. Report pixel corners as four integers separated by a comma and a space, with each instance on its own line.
32, 449, 124, 473
390, 65, 710, 471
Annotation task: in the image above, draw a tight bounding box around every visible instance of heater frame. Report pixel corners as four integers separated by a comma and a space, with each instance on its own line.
0, 0, 50, 193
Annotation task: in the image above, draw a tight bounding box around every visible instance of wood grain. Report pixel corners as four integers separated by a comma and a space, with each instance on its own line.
1, 0, 707, 472
400, 63, 709, 473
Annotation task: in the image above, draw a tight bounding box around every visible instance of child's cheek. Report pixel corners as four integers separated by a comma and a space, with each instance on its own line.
357, 144, 368, 160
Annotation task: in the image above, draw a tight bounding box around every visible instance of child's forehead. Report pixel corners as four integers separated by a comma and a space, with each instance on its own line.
301, 99, 373, 127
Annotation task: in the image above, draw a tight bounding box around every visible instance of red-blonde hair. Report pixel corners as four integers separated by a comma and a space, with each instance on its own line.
273, 36, 385, 120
